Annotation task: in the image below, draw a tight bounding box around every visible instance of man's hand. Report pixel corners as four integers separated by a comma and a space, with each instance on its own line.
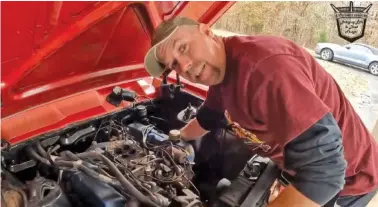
268, 185, 320, 207
179, 118, 209, 141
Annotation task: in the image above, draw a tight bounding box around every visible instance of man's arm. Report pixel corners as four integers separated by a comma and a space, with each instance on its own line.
180, 104, 226, 141
180, 85, 225, 141
180, 118, 208, 141
247, 54, 347, 206
269, 112, 347, 207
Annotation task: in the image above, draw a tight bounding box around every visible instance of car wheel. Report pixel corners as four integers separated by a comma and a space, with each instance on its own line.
320, 48, 333, 61
369, 62, 378, 76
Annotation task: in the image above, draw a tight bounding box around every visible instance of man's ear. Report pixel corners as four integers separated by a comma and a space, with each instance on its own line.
199, 23, 214, 38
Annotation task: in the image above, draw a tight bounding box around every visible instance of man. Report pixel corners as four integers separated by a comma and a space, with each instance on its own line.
144, 17, 378, 207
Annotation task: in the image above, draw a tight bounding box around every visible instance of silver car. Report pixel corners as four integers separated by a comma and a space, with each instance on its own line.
315, 42, 378, 76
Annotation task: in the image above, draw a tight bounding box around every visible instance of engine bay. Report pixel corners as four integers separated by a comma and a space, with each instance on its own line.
1, 84, 282, 207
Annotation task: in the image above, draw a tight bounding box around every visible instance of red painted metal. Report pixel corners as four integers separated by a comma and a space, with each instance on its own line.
1, 1, 235, 145
1, 76, 209, 146
1, 78, 156, 145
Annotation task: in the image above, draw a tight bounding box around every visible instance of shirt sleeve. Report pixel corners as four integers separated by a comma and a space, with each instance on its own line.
248, 54, 346, 205
196, 86, 225, 131
284, 112, 347, 205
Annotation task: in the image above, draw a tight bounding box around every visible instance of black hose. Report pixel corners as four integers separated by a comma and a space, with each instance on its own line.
29, 148, 119, 186
56, 152, 98, 172
26, 147, 51, 166
123, 171, 155, 200
50, 145, 60, 154
60, 151, 101, 170
61, 151, 79, 161
28, 147, 159, 206
35, 142, 48, 158
35, 142, 55, 165
75, 151, 160, 207
53, 160, 119, 185
27, 147, 105, 184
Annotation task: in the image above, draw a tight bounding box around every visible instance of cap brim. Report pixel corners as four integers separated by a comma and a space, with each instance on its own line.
144, 26, 181, 78
144, 46, 165, 77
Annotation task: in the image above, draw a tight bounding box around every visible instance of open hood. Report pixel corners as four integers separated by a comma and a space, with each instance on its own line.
1, 1, 234, 144
1, 1, 233, 118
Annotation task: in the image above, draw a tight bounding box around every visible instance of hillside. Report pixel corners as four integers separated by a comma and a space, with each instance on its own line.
212, 2, 378, 48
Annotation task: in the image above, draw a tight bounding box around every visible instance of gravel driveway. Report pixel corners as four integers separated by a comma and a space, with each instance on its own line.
310, 50, 378, 132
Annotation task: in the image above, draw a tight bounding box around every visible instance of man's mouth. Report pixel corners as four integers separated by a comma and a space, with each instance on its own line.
195, 64, 205, 79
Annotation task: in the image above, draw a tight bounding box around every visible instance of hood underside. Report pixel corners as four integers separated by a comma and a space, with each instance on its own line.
1, 1, 233, 118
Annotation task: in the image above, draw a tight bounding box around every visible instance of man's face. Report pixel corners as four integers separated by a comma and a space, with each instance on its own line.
155, 24, 226, 86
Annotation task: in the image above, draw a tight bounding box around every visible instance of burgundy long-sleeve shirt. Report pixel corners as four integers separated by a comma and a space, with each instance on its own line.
196, 35, 378, 205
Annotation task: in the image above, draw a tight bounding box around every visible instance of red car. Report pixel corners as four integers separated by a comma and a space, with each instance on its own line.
1, 2, 281, 207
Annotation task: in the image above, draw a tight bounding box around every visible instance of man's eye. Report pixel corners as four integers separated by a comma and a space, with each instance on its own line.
171, 60, 178, 70
179, 44, 187, 53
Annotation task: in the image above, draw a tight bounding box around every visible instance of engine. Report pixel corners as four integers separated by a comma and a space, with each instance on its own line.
1, 102, 201, 207
1, 87, 281, 207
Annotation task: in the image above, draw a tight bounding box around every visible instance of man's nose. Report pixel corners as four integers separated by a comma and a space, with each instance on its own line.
176, 56, 192, 73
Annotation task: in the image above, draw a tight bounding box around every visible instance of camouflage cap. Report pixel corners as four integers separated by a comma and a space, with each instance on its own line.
144, 17, 199, 77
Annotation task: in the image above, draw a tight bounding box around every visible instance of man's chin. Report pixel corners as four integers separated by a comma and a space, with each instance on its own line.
195, 72, 221, 86
199, 78, 219, 86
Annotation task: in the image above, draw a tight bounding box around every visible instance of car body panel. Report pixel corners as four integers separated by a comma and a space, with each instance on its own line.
1, 1, 234, 145
315, 42, 378, 69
